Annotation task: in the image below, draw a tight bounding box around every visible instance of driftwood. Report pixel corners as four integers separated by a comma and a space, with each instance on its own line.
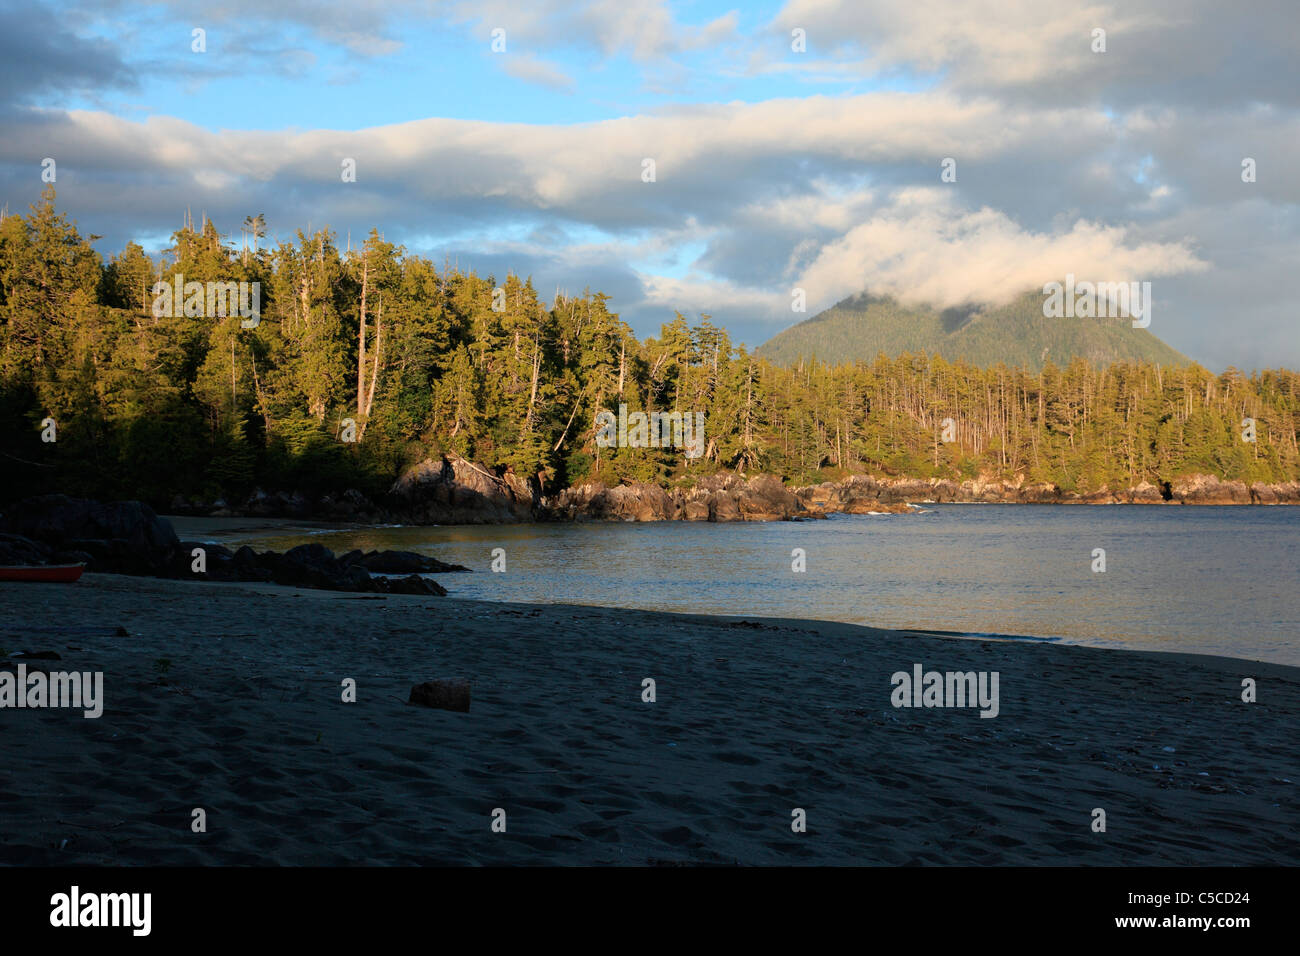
409, 679, 470, 713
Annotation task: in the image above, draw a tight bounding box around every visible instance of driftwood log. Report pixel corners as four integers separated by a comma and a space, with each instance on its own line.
409, 679, 471, 712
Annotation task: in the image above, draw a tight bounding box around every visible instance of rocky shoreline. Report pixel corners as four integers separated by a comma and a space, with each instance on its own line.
0, 496, 469, 595
3, 464, 1296, 578
162, 453, 1300, 524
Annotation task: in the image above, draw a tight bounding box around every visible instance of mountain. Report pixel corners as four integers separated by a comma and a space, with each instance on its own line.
757, 289, 1190, 370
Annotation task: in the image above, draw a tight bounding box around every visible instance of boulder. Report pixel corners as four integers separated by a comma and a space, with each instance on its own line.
679, 498, 706, 520
271, 543, 349, 590
0, 533, 53, 566
0, 496, 456, 595
232, 545, 270, 580
0, 495, 180, 574
545, 481, 680, 521
176, 541, 237, 579
1249, 481, 1300, 504
391, 454, 539, 523
316, 488, 384, 521
360, 550, 470, 574
409, 679, 470, 712
342, 565, 374, 591
1124, 481, 1160, 503
709, 490, 741, 522
50, 549, 95, 567
383, 574, 448, 596
735, 475, 805, 520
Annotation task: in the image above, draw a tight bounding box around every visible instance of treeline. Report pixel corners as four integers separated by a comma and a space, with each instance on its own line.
2, 188, 1297, 507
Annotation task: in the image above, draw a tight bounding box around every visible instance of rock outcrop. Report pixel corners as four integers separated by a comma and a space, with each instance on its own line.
390, 454, 540, 523
1248, 481, 1300, 504
794, 473, 1300, 509
0, 495, 180, 575
175, 541, 458, 594
0, 495, 462, 595
543, 472, 816, 522
358, 549, 470, 574
9, 466, 1297, 556
172, 487, 390, 522
1169, 474, 1250, 505
797, 477, 931, 514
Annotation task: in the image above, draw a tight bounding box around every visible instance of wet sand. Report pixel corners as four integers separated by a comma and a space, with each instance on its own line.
1, 573, 1296, 865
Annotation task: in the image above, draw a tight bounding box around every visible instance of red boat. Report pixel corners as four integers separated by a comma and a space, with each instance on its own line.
0, 563, 86, 583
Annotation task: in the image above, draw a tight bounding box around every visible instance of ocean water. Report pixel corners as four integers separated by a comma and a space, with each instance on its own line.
190, 505, 1300, 666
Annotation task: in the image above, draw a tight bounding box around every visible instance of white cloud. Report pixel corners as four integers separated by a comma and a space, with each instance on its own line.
501, 54, 575, 92
5, 22, 1298, 369
796, 189, 1209, 312
771, 0, 1134, 84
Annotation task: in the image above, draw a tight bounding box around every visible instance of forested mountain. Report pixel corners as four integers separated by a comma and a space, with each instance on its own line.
758, 291, 1190, 371
2, 189, 1297, 508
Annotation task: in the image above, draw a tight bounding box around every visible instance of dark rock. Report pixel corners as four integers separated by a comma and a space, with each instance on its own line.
0, 495, 454, 594
385, 574, 448, 596
228, 545, 272, 581
341, 488, 378, 516
360, 550, 470, 574
50, 549, 94, 566
342, 565, 375, 591
409, 679, 470, 712
317, 488, 382, 520
175, 541, 237, 578
245, 489, 276, 517
285, 543, 333, 563
0, 533, 53, 566
66, 538, 148, 575
272, 543, 344, 590
0, 496, 179, 574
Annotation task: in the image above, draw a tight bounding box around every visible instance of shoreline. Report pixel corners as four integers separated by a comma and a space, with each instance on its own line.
2, 573, 1296, 865
162, 498, 1300, 529
165, 511, 1300, 669
164, 497, 1299, 539
151, 463, 1300, 527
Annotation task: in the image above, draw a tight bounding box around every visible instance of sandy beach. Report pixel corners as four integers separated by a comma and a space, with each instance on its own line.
1, 573, 1296, 866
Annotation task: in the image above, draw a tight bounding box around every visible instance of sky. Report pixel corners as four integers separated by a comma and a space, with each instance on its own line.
1, 0, 1297, 369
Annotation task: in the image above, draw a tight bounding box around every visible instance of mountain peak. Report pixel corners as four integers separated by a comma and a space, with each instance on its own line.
758, 289, 1188, 371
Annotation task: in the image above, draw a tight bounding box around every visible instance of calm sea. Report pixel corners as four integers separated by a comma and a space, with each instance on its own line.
182, 505, 1300, 666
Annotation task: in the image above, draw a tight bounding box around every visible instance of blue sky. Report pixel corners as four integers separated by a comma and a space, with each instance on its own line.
2, 0, 1298, 367
67, 0, 838, 128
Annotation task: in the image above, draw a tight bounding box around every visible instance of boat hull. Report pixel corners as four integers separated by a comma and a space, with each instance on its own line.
0, 563, 86, 583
